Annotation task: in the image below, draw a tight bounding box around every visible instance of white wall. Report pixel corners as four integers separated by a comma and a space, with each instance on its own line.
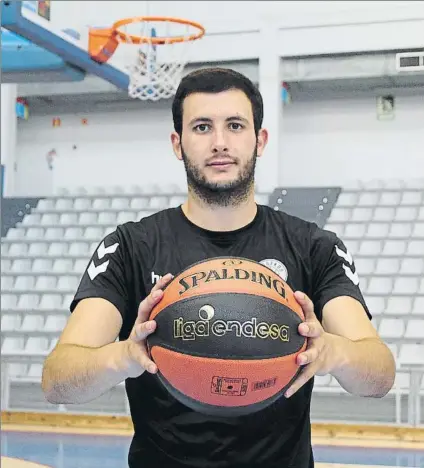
280, 94, 424, 187
48, 1, 424, 67
15, 92, 424, 196
16, 106, 184, 196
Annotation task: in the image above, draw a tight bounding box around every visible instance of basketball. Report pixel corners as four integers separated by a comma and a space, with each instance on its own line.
147, 257, 307, 417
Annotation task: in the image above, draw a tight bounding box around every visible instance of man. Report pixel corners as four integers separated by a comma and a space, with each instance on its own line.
42, 67, 395, 468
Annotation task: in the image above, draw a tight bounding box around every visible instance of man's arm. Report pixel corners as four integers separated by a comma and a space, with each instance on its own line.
42, 279, 171, 405
322, 295, 396, 398
285, 293, 396, 399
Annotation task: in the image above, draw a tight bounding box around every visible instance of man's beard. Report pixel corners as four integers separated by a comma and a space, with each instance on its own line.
181, 145, 257, 207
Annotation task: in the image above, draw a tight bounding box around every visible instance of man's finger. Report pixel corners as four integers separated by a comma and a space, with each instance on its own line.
131, 320, 157, 342
285, 362, 319, 398
294, 291, 316, 320
298, 321, 322, 338
296, 347, 319, 366
152, 273, 174, 293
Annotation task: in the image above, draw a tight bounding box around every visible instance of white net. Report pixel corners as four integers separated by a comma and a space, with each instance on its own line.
117, 20, 202, 101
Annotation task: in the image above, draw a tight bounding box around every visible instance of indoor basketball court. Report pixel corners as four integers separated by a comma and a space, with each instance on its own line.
1, 1, 424, 467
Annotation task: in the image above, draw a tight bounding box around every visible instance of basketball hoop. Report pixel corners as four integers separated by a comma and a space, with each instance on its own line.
89, 17, 205, 101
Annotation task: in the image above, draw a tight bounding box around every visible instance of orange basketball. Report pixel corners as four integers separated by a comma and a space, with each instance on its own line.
147, 257, 306, 417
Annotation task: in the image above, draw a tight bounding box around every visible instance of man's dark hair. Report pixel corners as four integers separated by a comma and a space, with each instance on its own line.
172, 67, 263, 137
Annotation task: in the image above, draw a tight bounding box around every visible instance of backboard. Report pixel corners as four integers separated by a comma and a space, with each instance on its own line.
1, 1, 129, 89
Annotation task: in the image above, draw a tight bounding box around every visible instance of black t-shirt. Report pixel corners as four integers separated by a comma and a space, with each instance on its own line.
70, 204, 371, 468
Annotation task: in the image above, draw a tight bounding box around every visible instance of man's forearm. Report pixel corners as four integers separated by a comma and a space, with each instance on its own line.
42, 341, 130, 404
330, 335, 396, 397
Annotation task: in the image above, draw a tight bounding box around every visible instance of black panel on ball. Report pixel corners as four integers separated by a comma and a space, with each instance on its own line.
148, 293, 304, 359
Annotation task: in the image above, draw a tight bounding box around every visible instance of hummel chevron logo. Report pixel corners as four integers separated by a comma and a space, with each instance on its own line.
87, 241, 120, 281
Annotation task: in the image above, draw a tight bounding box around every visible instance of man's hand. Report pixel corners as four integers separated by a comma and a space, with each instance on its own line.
285, 291, 338, 398
125, 273, 174, 378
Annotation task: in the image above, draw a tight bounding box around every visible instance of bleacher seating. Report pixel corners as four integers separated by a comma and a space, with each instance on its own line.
1, 181, 423, 423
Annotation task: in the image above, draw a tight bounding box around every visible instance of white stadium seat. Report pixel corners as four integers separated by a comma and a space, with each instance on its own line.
358, 192, 379, 206
39, 294, 63, 311
60, 213, 79, 225
98, 212, 116, 225
73, 198, 92, 211
92, 198, 110, 210
335, 192, 358, 207
36, 199, 55, 211
388, 223, 412, 238
35, 276, 57, 291
393, 278, 419, 295
401, 191, 422, 205
400, 258, 424, 275
111, 198, 130, 210
364, 296, 385, 316
41, 213, 60, 226
27, 364, 43, 380
23, 337, 49, 355
2, 294, 18, 310
45, 227, 64, 240
359, 240, 382, 256
16, 294, 39, 311
395, 207, 418, 222
57, 276, 79, 292
14, 275, 35, 290
1, 314, 21, 331
375, 258, 400, 275
351, 207, 373, 222
21, 213, 41, 226
11, 259, 32, 273
344, 224, 367, 238
399, 344, 424, 365
26, 227, 44, 240
407, 240, 424, 255
383, 240, 407, 256
380, 191, 401, 205
74, 259, 88, 274
386, 297, 413, 316
2, 337, 25, 354
366, 223, 390, 238
48, 243, 68, 256
367, 277, 393, 295
55, 198, 74, 211
68, 242, 89, 256
20, 314, 45, 332
84, 227, 104, 241
79, 212, 98, 225
53, 259, 74, 273
7, 243, 28, 256
130, 198, 150, 210
64, 227, 84, 239
117, 211, 137, 224
412, 297, 424, 315
412, 223, 424, 237
379, 318, 404, 339
44, 315, 67, 332
28, 243, 48, 256
404, 320, 424, 339
32, 259, 53, 273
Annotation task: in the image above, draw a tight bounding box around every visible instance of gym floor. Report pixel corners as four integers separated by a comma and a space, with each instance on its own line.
1, 429, 424, 468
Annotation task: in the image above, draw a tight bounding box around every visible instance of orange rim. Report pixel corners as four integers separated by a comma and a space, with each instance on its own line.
112, 16, 205, 45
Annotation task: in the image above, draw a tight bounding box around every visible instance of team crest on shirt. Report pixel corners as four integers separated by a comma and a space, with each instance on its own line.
260, 259, 288, 281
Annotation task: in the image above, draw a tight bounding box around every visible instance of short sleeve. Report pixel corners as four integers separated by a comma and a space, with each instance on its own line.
70, 228, 130, 321
310, 226, 371, 322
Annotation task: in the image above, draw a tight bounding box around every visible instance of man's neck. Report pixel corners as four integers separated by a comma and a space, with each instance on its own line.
181, 191, 258, 232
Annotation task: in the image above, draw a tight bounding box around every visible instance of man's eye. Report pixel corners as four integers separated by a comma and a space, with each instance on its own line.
229, 122, 243, 131
194, 124, 211, 132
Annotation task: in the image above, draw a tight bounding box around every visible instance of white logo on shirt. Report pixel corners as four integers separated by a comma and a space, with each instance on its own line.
88, 241, 119, 281
260, 259, 288, 281
335, 245, 359, 285
151, 271, 163, 284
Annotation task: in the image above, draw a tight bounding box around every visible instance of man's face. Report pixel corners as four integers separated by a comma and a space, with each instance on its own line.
172, 89, 267, 206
